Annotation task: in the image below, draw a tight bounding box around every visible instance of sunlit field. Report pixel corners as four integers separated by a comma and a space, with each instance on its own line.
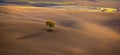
0, 0, 120, 55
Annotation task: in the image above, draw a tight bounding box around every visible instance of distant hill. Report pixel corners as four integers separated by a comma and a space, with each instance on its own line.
2, 0, 120, 2
1, 0, 120, 8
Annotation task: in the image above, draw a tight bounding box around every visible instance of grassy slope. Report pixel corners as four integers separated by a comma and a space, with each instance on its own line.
0, 6, 120, 55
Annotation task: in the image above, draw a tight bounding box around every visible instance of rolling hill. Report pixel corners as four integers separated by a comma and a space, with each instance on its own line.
0, 6, 120, 55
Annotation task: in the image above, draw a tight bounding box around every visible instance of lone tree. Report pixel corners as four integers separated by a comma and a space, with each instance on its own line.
45, 20, 56, 31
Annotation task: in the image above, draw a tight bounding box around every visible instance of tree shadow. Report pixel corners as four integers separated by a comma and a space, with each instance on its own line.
16, 29, 55, 40
17, 33, 41, 40
46, 29, 54, 32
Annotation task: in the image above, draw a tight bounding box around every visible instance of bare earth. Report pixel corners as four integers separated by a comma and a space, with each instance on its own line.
0, 6, 120, 55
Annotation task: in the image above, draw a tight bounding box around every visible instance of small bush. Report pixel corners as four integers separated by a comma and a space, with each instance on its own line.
45, 20, 56, 31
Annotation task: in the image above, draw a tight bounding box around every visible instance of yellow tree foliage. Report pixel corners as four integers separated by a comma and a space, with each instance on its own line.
99, 8, 117, 12
45, 20, 56, 29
